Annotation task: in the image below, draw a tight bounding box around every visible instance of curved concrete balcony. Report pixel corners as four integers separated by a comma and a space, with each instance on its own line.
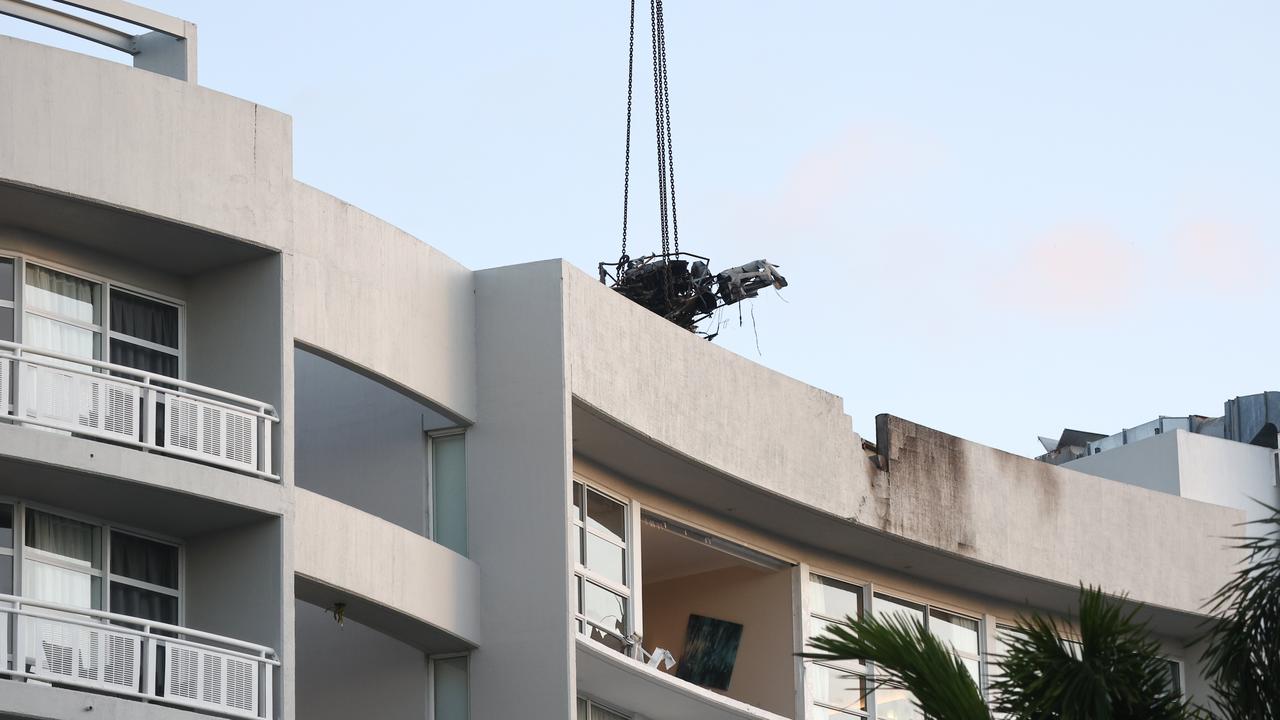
0, 341, 278, 480
0, 594, 279, 719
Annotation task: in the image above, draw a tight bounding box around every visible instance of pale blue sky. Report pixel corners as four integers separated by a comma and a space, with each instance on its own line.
5, 2, 1278, 456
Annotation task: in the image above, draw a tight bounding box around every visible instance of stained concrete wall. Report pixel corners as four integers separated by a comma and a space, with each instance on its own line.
469, 261, 574, 720
876, 417, 1243, 614
642, 566, 795, 717
293, 598, 427, 720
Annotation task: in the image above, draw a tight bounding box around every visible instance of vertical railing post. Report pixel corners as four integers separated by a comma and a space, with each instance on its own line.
12, 349, 26, 423
261, 413, 273, 478
262, 655, 274, 719
141, 377, 156, 450
11, 601, 24, 677
143, 632, 157, 698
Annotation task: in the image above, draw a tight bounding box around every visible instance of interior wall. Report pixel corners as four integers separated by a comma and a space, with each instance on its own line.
642, 565, 796, 717
293, 598, 428, 720
293, 346, 456, 536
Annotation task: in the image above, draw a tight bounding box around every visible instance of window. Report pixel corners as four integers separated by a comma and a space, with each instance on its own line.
429, 431, 467, 556
806, 574, 867, 718
572, 481, 632, 654
24, 508, 103, 610
0, 503, 13, 595
2, 255, 183, 377
577, 697, 631, 720
431, 654, 468, 720
1, 502, 181, 622
24, 263, 103, 364
1165, 659, 1182, 697
872, 594, 982, 720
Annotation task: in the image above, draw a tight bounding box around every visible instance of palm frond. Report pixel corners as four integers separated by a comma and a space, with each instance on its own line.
804, 612, 990, 720
993, 586, 1195, 720
1200, 500, 1280, 720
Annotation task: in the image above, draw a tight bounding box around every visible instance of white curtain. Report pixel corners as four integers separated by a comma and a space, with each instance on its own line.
23, 560, 95, 609
24, 265, 98, 323
24, 313, 96, 360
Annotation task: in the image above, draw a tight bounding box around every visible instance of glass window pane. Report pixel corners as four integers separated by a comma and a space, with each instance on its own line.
810, 663, 866, 712
0, 503, 12, 547
25, 313, 99, 360
873, 594, 924, 625
929, 608, 980, 656
0, 306, 13, 342
810, 575, 861, 622
26, 510, 100, 568
585, 489, 625, 545
577, 697, 589, 720
432, 434, 467, 556
572, 482, 583, 521
876, 688, 924, 720
25, 264, 100, 324
1165, 659, 1182, 695
433, 656, 468, 720
0, 555, 12, 594
583, 580, 628, 652
109, 289, 179, 349
590, 704, 630, 720
575, 525, 584, 565
109, 582, 178, 623
0, 257, 14, 301
585, 532, 625, 585
24, 559, 101, 609
110, 338, 178, 377
110, 531, 178, 589
807, 617, 863, 672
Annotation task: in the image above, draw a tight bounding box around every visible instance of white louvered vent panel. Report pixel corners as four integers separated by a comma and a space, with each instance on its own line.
200, 405, 224, 457
36, 368, 77, 424
224, 411, 256, 467
103, 384, 137, 438
103, 632, 140, 689
163, 643, 258, 715
77, 379, 101, 431
166, 645, 201, 702
23, 617, 140, 691
200, 652, 224, 705
167, 396, 200, 453
225, 657, 258, 713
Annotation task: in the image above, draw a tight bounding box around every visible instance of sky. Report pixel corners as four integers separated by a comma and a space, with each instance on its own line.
4, 1, 1278, 457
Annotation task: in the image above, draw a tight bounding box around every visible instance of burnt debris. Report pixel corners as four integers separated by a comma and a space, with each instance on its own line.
598, 252, 788, 337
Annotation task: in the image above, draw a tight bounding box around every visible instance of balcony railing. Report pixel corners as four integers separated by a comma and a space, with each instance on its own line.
0, 341, 278, 479
0, 594, 279, 719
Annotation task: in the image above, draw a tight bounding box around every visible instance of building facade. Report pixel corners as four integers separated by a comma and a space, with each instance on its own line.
0, 5, 1246, 720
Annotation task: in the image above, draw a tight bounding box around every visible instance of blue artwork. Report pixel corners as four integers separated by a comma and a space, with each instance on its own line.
676, 614, 744, 691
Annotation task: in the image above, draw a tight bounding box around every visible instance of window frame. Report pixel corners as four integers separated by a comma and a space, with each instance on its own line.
577, 695, 633, 720
428, 651, 470, 720
869, 591, 984, 720
0, 251, 186, 379
806, 572, 870, 719
571, 480, 634, 655
426, 428, 467, 554
0, 497, 184, 624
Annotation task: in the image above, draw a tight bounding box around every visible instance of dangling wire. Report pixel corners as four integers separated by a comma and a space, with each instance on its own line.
649, 0, 671, 259
619, 0, 637, 263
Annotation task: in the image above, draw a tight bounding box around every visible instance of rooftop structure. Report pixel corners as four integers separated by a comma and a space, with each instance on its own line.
0, 6, 1248, 720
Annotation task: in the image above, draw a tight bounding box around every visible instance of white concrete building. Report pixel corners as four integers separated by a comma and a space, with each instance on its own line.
1041, 392, 1280, 526
0, 5, 1247, 720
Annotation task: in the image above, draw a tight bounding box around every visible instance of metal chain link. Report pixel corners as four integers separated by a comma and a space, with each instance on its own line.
655, 0, 679, 255
619, 0, 636, 263
649, 0, 671, 259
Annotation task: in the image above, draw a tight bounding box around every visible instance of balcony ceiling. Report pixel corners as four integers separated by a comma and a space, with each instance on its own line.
0, 180, 275, 276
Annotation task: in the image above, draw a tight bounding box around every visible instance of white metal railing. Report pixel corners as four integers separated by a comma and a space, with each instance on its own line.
0, 594, 278, 719
0, 341, 278, 480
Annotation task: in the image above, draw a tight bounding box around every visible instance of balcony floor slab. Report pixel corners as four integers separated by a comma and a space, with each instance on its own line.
0, 678, 228, 720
